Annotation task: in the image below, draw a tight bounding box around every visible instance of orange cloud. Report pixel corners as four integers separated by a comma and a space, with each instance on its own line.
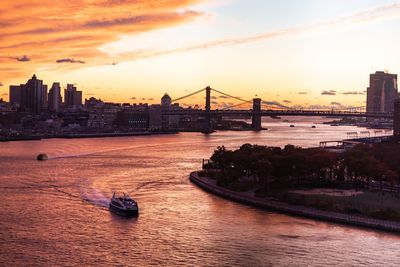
3, 1, 399, 89
0, 0, 204, 81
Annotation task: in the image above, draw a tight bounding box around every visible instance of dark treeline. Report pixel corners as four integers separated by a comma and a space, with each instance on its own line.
204, 143, 400, 193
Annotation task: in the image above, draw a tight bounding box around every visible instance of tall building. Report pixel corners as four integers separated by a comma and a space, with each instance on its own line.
366, 71, 398, 113
24, 74, 44, 114
42, 84, 48, 109
9, 85, 22, 106
394, 99, 400, 137
64, 84, 82, 108
74, 90, 82, 107
48, 82, 62, 112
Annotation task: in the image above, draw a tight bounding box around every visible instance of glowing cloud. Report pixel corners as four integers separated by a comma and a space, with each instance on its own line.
0, 0, 204, 80
1, 0, 400, 103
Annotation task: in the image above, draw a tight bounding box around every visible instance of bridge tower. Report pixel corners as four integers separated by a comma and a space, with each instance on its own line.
203, 86, 212, 133
205, 86, 211, 112
252, 98, 262, 131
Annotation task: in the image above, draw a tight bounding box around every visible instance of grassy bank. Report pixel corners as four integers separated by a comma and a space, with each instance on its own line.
191, 172, 400, 233
274, 190, 400, 221
203, 142, 400, 222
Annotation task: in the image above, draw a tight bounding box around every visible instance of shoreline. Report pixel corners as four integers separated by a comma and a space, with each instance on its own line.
0, 131, 178, 142
190, 171, 400, 234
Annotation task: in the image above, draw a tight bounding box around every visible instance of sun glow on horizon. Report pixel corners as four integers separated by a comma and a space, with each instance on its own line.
0, 0, 399, 108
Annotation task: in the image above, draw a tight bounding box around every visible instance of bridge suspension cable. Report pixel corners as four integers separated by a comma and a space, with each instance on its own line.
259, 99, 294, 110
211, 88, 250, 103
171, 88, 206, 102
170, 86, 300, 111
222, 99, 253, 110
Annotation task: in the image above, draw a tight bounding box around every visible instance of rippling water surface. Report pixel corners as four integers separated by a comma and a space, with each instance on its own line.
1, 117, 399, 266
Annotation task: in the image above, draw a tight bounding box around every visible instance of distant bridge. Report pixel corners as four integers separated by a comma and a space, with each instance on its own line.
163, 109, 393, 119
162, 86, 392, 133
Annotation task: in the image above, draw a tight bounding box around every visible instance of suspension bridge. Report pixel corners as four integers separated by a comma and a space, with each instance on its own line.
162, 86, 392, 133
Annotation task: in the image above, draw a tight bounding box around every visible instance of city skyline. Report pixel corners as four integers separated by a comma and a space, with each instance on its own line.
1, 1, 400, 107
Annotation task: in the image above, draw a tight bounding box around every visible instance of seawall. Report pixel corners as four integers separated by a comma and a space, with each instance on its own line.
190, 171, 400, 234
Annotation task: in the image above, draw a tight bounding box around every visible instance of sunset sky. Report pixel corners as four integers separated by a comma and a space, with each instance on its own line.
1, 0, 400, 109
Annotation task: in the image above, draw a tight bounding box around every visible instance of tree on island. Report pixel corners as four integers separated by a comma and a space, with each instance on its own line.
205, 142, 400, 194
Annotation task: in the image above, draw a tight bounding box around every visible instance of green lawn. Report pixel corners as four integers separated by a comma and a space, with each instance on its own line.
273, 189, 400, 221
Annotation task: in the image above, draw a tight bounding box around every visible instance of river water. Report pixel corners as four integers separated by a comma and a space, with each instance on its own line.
0, 117, 398, 266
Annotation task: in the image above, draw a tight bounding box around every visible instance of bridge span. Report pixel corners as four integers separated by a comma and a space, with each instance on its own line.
163, 86, 392, 132
163, 109, 393, 119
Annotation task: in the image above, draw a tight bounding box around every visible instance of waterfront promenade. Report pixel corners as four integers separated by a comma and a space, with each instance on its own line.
190, 172, 400, 234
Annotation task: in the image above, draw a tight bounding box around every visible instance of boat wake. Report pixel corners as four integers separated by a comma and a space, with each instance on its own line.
45, 137, 245, 160
46, 143, 165, 160
21, 179, 111, 209
135, 177, 179, 190
80, 188, 109, 208
48, 150, 112, 160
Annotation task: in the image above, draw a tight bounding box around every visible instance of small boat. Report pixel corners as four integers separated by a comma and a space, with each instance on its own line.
290, 125, 295, 127
311, 125, 316, 128
109, 192, 139, 217
37, 153, 48, 161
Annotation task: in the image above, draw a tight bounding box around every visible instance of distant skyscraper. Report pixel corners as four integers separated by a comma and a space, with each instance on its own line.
64, 84, 82, 108
64, 84, 75, 107
367, 71, 398, 113
48, 82, 62, 112
42, 84, 48, 109
24, 74, 44, 114
73, 90, 82, 107
9, 85, 22, 106
394, 99, 400, 136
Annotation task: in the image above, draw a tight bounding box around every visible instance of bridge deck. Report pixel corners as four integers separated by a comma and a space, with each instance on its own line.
163, 109, 393, 119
